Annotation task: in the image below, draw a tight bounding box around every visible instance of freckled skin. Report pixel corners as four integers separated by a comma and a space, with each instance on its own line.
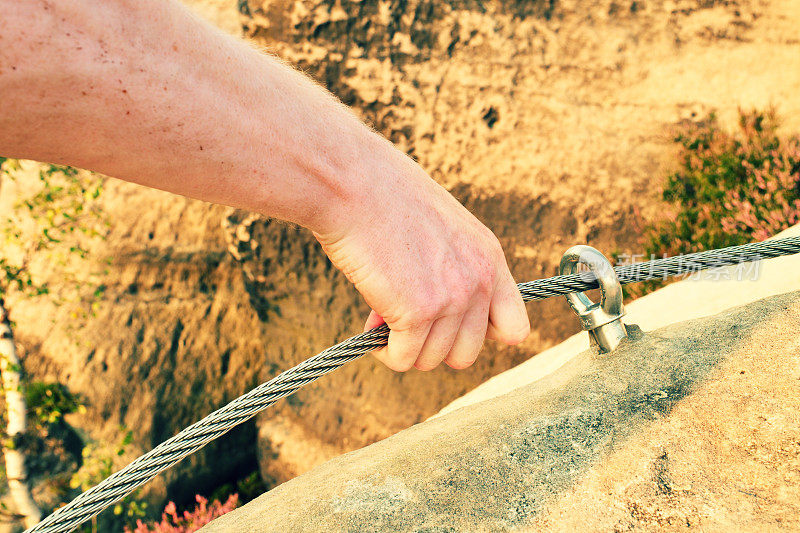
0, 0, 530, 372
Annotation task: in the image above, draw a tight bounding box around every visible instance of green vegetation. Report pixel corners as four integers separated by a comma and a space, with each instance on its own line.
126, 494, 239, 533
69, 430, 149, 533
210, 470, 266, 506
0, 159, 108, 527
647, 109, 800, 256
627, 109, 800, 296
25, 381, 85, 428
0, 160, 107, 300
0, 159, 241, 530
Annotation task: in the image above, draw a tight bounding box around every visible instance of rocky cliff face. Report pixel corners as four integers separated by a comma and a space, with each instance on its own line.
202, 291, 800, 532
7, 0, 800, 512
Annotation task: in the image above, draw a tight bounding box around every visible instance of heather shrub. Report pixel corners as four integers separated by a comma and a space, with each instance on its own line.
647, 109, 800, 256
622, 109, 800, 297
126, 494, 239, 533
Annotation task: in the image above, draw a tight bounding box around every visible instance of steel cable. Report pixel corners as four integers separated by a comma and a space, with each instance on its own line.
27, 235, 800, 533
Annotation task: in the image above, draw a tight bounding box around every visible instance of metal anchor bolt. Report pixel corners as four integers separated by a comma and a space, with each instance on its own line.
559, 245, 627, 353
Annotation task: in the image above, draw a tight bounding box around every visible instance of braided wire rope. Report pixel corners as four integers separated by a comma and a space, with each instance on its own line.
28, 235, 800, 533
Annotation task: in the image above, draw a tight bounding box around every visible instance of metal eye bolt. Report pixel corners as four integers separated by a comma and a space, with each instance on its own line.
559, 245, 627, 353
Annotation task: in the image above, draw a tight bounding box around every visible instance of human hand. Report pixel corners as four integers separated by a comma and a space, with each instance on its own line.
314, 140, 530, 372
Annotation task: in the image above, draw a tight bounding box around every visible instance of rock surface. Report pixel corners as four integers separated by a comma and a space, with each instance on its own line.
203, 290, 800, 532
439, 223, 800, 416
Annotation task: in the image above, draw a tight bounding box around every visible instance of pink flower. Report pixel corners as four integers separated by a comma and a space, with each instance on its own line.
125, 494, 239, 533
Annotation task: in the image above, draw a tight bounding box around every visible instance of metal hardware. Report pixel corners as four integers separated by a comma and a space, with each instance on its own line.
559, 245, 627, 353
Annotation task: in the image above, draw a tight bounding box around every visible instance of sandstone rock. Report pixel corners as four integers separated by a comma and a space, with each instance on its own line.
203, 290, 800, 531
439, 223, 800, 416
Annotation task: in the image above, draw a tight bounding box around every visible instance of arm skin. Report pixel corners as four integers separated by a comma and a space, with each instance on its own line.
0, 0, 530, 372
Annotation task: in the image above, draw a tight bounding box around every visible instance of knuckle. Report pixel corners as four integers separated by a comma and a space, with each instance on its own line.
447, 284, 472, 312
444, 267, 477, 310
446, 355, 477, 370
489, 235, 505, 258
418, 340, 451, 368
475, 258, 497, 293
477, 227, 503, 256
410, 302, 441, 324
394, 301, 438, 329
446, 339, 484, 370
489, 244, 507, 272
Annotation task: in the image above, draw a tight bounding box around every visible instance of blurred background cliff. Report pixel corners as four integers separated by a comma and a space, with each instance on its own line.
1, 0, 799, 529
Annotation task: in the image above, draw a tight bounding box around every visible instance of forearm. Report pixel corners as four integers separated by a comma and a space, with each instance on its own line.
0, 0, 393, 233
0, 0, 530, 373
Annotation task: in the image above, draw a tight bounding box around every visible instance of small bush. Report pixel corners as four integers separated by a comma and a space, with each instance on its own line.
25, 382, 85, 428
646, 109, 800, 257
126, 494, 239, 533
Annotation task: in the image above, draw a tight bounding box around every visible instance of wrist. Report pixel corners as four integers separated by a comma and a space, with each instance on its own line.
304, 127, 409, 239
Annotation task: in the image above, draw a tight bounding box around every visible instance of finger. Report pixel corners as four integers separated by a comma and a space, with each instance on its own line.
414, 314, 462, 371
364, 310, 389, 365
445, 295, 490, 369
363, 309, 385, 332
485, 322, 503, 342
371, 346, 390, 366
488, 268, 530, 345
374, 321, 432, 372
